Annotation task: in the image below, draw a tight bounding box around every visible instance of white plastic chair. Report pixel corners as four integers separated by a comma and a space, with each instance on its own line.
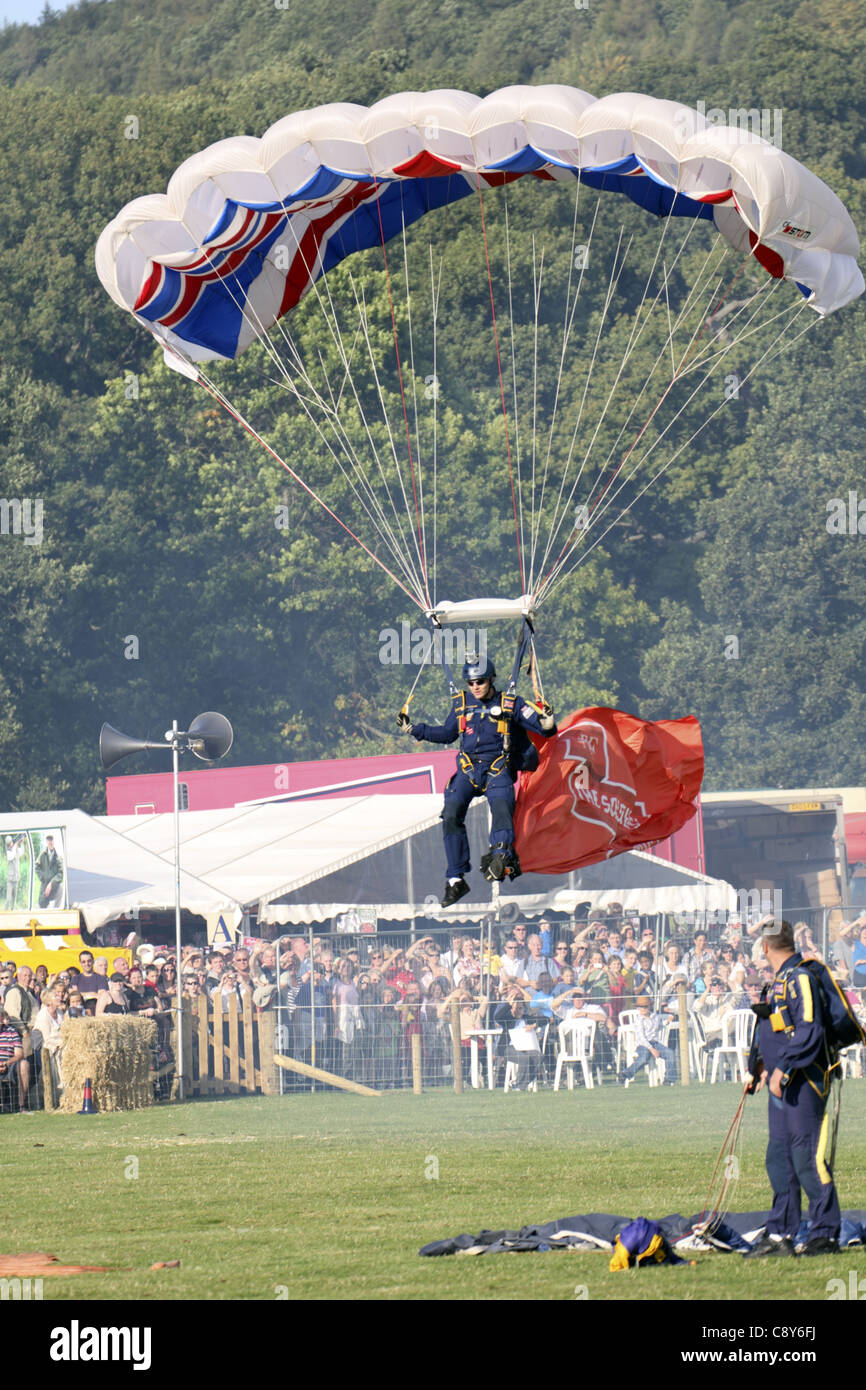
646, 1018, 674, 1087
710, 1009, 755, 1083
688, 1010, 709, 1083
616, 1010, 639, 1072
554, 1018, 597, 1090
504, 1023, 546, 1091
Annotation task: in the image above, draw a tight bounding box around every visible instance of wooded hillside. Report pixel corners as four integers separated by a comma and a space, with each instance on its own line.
1, 0, 864, 810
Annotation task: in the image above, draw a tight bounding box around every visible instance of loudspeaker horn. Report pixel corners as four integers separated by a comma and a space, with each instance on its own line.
99, 723, 164, 771
187, 711, 234, 763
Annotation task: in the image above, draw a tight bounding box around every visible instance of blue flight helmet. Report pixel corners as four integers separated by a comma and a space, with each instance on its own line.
462, 653, 496, 683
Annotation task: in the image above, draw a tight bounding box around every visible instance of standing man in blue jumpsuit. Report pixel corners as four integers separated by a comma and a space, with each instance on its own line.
743, 919, 841, 1258
397, 654, 556, 907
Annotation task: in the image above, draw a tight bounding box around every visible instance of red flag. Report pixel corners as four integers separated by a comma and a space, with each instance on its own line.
514, 707, 704, 876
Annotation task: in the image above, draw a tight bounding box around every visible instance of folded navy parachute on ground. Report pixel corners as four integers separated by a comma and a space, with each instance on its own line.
419, 1210, 866, 1257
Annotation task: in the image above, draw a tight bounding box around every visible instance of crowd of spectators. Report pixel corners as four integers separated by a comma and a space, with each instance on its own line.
1, 909, 864, 1106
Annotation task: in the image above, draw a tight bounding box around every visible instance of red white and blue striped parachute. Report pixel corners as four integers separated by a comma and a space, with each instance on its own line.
96, 87, 863, 618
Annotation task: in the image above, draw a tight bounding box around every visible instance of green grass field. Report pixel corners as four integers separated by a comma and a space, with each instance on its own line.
4, 1084, 866, 1301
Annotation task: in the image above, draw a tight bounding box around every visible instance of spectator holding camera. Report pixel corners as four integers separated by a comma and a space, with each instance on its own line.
578, 948, 609, 1003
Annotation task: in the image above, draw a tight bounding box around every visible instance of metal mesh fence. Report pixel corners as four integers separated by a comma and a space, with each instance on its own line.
2, 903, 864, 1109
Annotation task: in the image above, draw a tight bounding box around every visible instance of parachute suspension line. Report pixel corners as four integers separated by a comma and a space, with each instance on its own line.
399, 632, 434, 715
665, 248, 765, 381
693, 1081, 749, 1236
337, 272, 433, 593
532, 219, 634, 586
296, 317, 424, 579
275, 218, 432, 601
549, 208, 704, 534
529, 184, 596, 594
192, 366, 428, 611
575, 237, 757, 518
663, 262, 677, 378
228, 195, 429, 602
332, 273, 430, 594
527, 631, 545, 707
549, 271, 795, 582
537, 280, 781, 601
162, 218, 429, 606
190, 207, 427, 603
551, 221, 730, 550
429, 616, 460, 697
374, 183, 432, 611
507, 618, 534, 698
261, 349, 428, 603
429, 246, 443, 609
501, 619, 536, 776
677, 283, 801, 379
531, 204, 616, 589
527, 236, 544, 590
503, 195, 526, 579
475, 176, 526, 597
399, 190, 430, 612
272, 314, 429, 603
535, 223, 743, 596
539, 293, 814, 602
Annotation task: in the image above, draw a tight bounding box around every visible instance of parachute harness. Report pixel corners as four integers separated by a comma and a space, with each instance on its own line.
401, 614, 542, 743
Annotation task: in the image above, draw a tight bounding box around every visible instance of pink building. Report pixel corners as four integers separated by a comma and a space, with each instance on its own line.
105, 750, 457, 815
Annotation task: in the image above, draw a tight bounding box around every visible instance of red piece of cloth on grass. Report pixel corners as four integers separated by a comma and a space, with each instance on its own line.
514, 707, 704, 875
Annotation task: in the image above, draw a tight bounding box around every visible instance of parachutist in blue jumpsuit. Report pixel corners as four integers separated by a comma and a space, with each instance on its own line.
744, 919, 841, 1258
397, 655, 556, 907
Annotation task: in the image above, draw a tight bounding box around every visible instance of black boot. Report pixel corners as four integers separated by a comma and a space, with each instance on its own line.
742, 1234, 796, 1259
483, 845, 521, 882
441, 878, 470, 908
800, 1235, 839, 1256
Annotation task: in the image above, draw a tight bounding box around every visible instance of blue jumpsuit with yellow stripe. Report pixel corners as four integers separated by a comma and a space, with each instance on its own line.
411, 690, 553, 879
748, 952, 840, 1242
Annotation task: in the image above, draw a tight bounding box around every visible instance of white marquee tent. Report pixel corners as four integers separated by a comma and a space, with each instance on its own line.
0, 800, 735, 931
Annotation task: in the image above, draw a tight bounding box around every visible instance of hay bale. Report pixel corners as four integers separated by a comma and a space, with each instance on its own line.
58, 1016, 157, 1113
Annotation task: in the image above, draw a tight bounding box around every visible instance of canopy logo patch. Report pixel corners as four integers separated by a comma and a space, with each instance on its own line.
779, 222, 812, 240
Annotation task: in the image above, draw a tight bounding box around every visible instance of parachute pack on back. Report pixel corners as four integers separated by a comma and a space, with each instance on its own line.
801, 958, 866, 1054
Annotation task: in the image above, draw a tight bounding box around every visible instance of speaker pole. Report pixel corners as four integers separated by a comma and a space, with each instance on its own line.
99, 709, 233, 1108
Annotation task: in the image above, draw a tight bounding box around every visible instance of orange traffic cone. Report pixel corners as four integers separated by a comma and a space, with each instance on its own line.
78, 1078, 96, 1114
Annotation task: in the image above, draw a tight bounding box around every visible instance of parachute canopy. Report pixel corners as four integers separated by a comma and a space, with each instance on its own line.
97, 86, 863, 361
95, 87, 864, 617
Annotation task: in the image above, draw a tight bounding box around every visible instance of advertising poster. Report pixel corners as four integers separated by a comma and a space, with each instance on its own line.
0, 826, 67, 912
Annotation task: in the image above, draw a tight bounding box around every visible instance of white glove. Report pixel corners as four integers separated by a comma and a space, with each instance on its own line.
539, 704, 555, 732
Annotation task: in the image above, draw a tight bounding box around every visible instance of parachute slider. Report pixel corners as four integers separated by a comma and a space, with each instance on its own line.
426, 595, 536, 626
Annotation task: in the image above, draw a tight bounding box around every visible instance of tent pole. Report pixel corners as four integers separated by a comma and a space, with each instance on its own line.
405, 837, 417, 944
171, 722, 184, 1102
309, 924, 316, 1094
488, 882, 499, 1024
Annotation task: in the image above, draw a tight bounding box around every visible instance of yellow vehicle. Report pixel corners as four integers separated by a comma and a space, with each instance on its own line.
0, 910, 133, 977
